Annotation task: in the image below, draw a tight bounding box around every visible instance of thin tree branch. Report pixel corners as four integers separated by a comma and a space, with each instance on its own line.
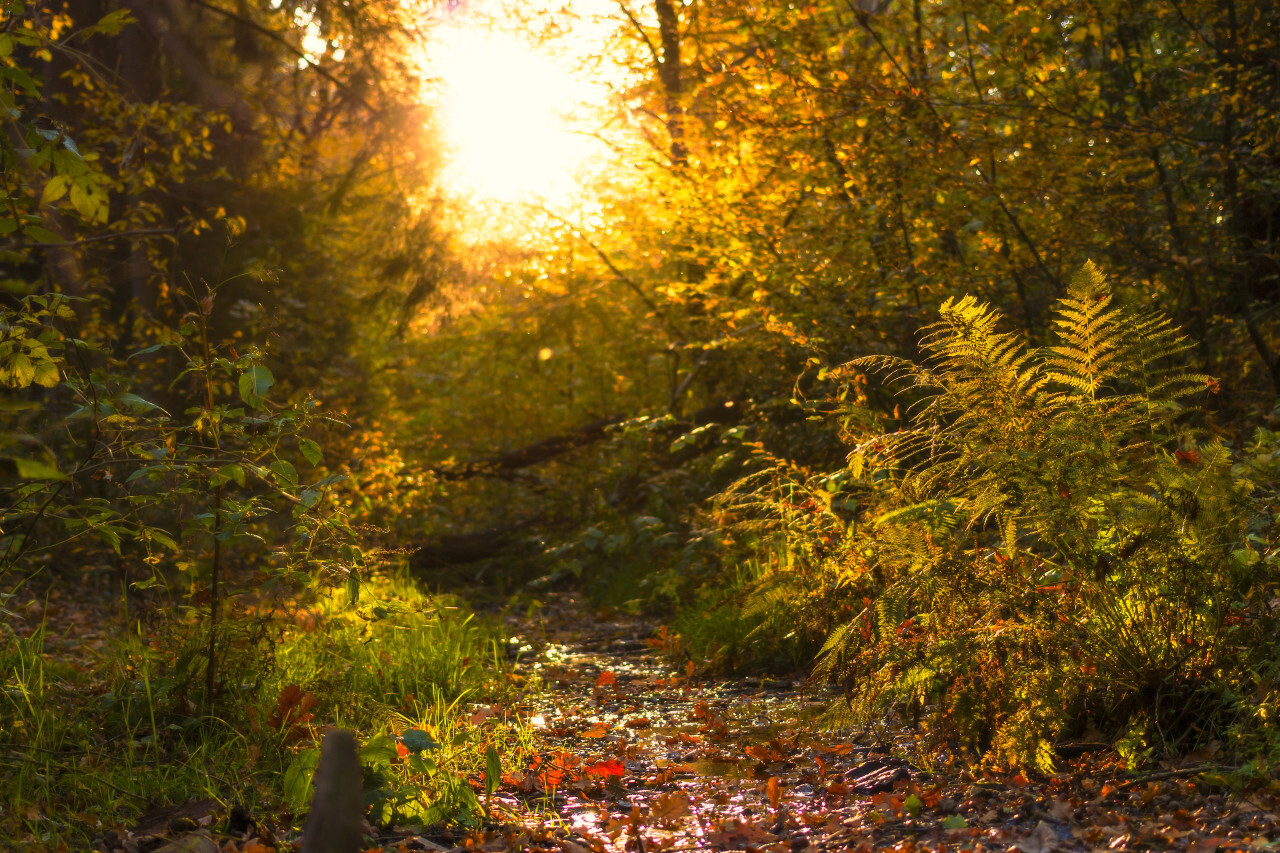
28, 227, 177, 248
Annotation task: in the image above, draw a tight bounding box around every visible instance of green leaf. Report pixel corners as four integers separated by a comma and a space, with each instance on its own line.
300, 488, 322, 509
283, 748, 320, 808
92, 8, 135, 35
213, 463, 246, 488
22, 225, 60, 243
359, 734, 399, 770
11, 457, 64, 479
31, 360, 59, 388
149, 530, 179, 551
346, 568, 360, 606
942, 815, 967, 830
484, 744, 502, 797
904, 794, 923, 816
400, 729, 438, 753
117, 392, 165, 413
299, 438, 322, 466
268, 459, 297, 488
238, 365, 274, 409
407, 753, 437, 775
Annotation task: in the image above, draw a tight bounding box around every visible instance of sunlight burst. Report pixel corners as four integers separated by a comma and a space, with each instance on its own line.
425, 24, 610, 205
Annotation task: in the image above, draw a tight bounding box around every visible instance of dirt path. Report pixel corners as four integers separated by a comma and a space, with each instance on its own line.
107, 594, 1280, 853
462, 595, 1280, 853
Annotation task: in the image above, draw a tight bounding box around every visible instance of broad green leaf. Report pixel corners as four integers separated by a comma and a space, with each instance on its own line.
238, 365, 274, 409
299, 438, 322, 466
300, 488, 322, 509
942, 815, 967, 830
31, 360, 59, 388
400, 729, 438, 753
282, 748, 320, 808
407, 753, 437, 775
11, 457, 64, 479
268, 459, 297, 488
214, 463, 246, 488
359, 734, 399, 770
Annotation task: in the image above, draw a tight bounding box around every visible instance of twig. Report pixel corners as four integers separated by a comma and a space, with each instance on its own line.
1116, 763, 1233, 789
29, 227, 177, 248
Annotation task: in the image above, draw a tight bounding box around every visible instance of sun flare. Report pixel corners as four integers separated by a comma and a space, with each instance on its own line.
424, 22, 611, 206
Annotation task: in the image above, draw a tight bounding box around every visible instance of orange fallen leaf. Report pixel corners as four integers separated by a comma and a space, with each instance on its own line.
650, 790, 691, 826
766, 776, 782, 810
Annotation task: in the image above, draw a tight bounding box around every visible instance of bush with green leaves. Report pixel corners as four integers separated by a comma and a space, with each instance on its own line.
815, 262, 1279, 769
0, 286, 363, 716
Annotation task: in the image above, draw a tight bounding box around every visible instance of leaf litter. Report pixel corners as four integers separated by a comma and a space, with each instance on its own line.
438, 595, 1280, 853
56, 592, 1280, 853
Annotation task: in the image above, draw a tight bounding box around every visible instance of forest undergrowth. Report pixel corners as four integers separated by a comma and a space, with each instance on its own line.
5, 0, 1280, 848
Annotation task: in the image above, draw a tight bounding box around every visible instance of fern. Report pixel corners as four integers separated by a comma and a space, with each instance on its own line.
820, 263, 1256, 767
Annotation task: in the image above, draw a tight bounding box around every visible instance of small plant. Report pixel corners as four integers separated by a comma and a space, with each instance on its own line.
815, 262, 1277, 769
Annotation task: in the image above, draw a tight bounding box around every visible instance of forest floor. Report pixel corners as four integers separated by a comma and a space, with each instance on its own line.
350, 595, 1279, 853
24, 589, 1280, 853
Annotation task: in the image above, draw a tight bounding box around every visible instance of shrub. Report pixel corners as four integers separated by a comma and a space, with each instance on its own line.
816, 262, 1278, 769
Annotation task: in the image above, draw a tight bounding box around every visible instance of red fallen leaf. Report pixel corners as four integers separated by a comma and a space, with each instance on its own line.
625, 717, 651, 729
595, 671, 618, 688
1175, 449, 1201, 465
1206, 378, 1220, 394
396, 742, 409, 758
585, 759, 625, 778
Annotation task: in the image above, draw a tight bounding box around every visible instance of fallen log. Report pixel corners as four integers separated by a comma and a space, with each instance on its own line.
409, 517, 542, 570
414, 400, 744, 483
